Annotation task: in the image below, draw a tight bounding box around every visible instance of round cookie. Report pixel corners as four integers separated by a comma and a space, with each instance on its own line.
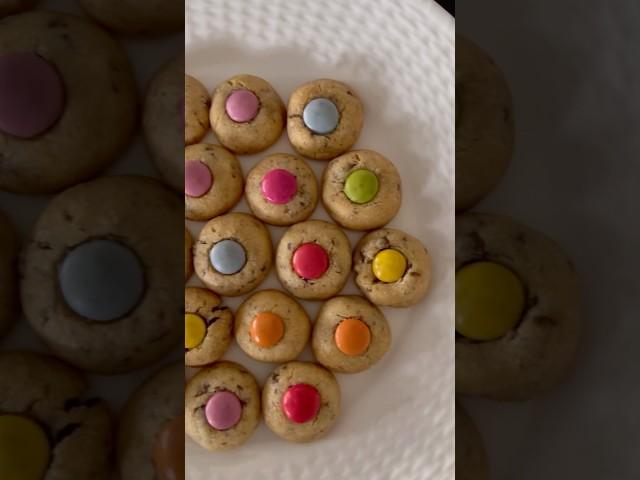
0, 0, 38, 17
0, 11, 137, 193
185, 227, 193, 282
235, 289, 311, 363
144, 56, 183, 192
456, 213, 581, 400
354, 228, 432, 308
210, 74, 285, 154
456, 404, 490, 480
185, 287, 233, 367
0, 351, 111, 479
194, 212, 272, 296
245, 153, 318, 226
185, 74, 210, 145
276, 220, 351, 300
78, 0, 183, 34
322, 149, 401, 230
184, 143, 243, 221
312, 296, 391, 374
287, 79, 363, 161
262, 361, 340, 443
20, 176, 182, 373
0, 209, 17, 338
456, 35, 515, 211
185, 361, 261, 451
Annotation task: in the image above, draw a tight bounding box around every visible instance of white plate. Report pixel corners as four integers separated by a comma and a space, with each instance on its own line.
186, 1, 454, 479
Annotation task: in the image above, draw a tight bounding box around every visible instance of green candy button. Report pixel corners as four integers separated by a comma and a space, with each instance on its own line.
343, 169, 379, 204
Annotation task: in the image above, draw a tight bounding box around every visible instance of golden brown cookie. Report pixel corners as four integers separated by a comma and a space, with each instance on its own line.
78, 0, 183, 34
0, 209, 17, 338
185, 74, 210, 145
184, 227, 193, 282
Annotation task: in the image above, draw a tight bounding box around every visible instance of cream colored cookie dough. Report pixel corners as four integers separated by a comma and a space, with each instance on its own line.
185, 287, 233, 367
456, 35, 515, 211
184, 143, 243, 221
262, 361, 340, 443
185, 361, 261, 451
354, 228, 431, 307
321, 149, 401, 230
287, 79, 363, 160
185, 74, 210, 145
0, 0, 38, 17
235, 289, 311, 363
0, 210, 17, 338
276, 220, 351, 300
245, 153, 318, 226
210, 74, 285, 154
184, 227, 193, 282
118, 362, 183, 480
144, 56, 183, 192
456, 404, 490, 480
312, 296, 390, 374
456, 213, 581, 400
194, 212, 272, 296
78, 0, 183, 34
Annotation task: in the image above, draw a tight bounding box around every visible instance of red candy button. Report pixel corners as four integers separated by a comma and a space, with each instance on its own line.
292, 243, 329, 280
282, 384, 321, 424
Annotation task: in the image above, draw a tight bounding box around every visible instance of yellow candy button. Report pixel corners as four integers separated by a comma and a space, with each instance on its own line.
185, 313, 207, 349
0, 414, 50, 480
372, 249, 407, 283
455, 261, 526, 341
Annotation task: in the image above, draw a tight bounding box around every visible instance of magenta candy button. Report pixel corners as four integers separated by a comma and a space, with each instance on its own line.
205, 390, 242, 431
261, 169, 297, 204
292, 243, 329, 280
225, 89, 260, 123
185, 160, 212, 197
0, 52, 65, 138
282, 384, 321, 424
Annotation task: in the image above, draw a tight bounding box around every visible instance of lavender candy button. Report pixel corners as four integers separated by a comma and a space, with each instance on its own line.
205, 390, 242, 430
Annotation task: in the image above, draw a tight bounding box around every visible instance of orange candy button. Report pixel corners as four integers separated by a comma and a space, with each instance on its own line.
334, 318, 371, 356
250, 312, 284, 348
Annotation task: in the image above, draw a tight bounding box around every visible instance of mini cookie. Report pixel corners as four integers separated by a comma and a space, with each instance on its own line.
0, 0, 38, 17
0, 351, 111, 479
276, 220, 351, 300
185, 361, 261, 451
210, 74, 285, 154
184, 143, 243, 221
287, 79, 363, 161
78, 0, 183, 34
0, 209, 17, 338
185, 287, 233, 367
456, 404, 490, 480
118, 362, 183, 480
456, 213, 581, 400
20, 176, 182, 373
185, 74, 210, 145
312, 296, 390, 374
322, 149, 401, 230
0, 11, 137, 193
245, 153, 318, 226
456, 35, 515, 211
144, 56, 183, 192
235, 289, 311, 363
184, 227, 193, 281
354, 228, 432, 308
194, 212, 272, 296
262, 361, 340, 443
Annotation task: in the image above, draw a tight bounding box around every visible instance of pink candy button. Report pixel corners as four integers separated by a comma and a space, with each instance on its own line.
282, 384, 321, 424
292, 243, 329, 280
225, 89, 260, 123
184, 160, 212, 197
261, 169, 297, 204
205, 390, 242, 431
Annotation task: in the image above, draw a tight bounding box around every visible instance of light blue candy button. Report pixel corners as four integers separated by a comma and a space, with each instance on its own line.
210, 239, 246, 275
302, 98, 340, 135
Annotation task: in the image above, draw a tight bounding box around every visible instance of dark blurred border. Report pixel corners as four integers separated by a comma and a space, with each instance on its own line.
436, 0, 454, 16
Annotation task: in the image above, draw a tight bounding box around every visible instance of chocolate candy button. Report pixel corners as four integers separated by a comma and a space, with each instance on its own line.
372, 249, 407, 283
209, 239, 246, 275
184, 160, 213, 197
249, 312, 284, 348
152, 415, 185, 480
261, 168, 297, 205
302, 98, 340, 135
282, 383, 321, 424
292, 243, 329, 280
205, 391, 242, 430
334, 317, 371, 356
225, 89, 260, 123
0, 414, 50, 480
185, 313, 207, 349
344, 169, 379, 204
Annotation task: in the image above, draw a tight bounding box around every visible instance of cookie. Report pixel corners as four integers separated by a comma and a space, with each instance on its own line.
0, 11, 137, 193
312, 296, 390, 374
456, 213, 581, 400
20, 176, 182, 373
194, 212, 272, 296
456, 404, 490, 480
276, 220, 352, 300
287, 79, 363, 160
185, 287, 233, 367
184, 143, 244, 221
354, 228, 432, 307
262, 361, 340, 443
456, 35, 515, 211
321, 149, 401, 230
185, 227, 193, 282
235, 289, 311, 363
245, 153, 318, 226
185, 361, 261, 451
144, 56, 183, 192
0, 0, 38, 17
0, 209, 17, 338
118, 362, 183, 480
78, 0, 183, 35
185, 74, 210, 145
0, 351, 111, 479
210, 74, 285, 154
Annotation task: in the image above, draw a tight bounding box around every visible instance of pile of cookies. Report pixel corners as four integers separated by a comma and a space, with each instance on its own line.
184, 75, 432, 449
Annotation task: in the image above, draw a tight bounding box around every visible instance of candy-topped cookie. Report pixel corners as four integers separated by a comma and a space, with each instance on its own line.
0, 209, 17, 338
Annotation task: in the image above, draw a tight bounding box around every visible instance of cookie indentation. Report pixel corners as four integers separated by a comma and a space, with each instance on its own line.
282, 384, 321, 424
225, 89, 260, 123
302, 98, 340, 135
205, 391, 242, 431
